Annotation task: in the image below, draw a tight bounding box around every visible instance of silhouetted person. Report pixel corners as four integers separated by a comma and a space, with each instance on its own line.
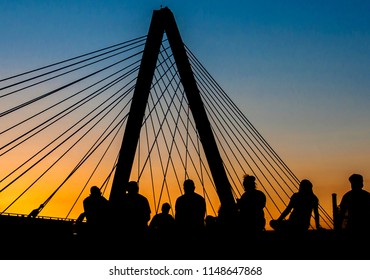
338, 174, 370, 238
270, 179, 321, 233
175, 179, 206, 243
121, 181, 151, 243
149, 202, 176, 248
237, 175, 266, 235
82, 186, 110, 239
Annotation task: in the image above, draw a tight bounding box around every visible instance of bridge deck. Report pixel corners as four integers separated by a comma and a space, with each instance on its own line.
0, 215, 362, 260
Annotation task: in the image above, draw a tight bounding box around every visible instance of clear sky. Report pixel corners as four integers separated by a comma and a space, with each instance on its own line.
1, 0, 370, 224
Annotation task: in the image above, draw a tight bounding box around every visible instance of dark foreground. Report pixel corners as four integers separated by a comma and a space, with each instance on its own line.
0, 214, 368, 260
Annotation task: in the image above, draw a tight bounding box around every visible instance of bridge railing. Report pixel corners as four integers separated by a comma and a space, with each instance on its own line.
0, 212, 76, 222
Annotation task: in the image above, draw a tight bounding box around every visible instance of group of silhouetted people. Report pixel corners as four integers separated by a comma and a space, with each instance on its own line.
79, 173, 370, 256
268, 173, 370, 241
80, 179, 207, 254
234, 174, 321, 237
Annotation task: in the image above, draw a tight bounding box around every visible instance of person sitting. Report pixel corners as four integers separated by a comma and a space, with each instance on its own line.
237, 174, 266, 236
175, 179, 206, 239
338, 173, 370, 238
82, 186, 110, 238
121, 181, 151, 240
270, 179, 321, 233
149, 202, 176, 246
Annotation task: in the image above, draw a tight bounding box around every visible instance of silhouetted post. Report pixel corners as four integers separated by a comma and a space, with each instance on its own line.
332, 193, 339, 231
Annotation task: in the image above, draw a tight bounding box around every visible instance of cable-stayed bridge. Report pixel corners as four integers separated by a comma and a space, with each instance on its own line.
0, 7, 344, 259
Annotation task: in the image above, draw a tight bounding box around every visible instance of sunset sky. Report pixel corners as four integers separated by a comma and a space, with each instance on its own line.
1, 1, 370, 227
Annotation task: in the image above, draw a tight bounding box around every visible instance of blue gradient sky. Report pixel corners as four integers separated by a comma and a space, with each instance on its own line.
1, 0, 370, 219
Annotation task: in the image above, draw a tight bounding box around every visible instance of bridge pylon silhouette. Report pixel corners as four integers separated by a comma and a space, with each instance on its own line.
0, 4, 336, 230
110, 7, 237, 223
0, 6, 350, 260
